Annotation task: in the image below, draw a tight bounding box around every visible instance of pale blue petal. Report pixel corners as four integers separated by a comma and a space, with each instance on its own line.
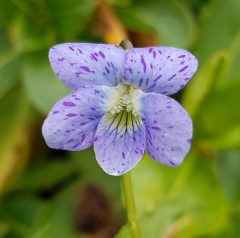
94, 112, 145, 176
123, 47, 198, 95
135, 91, 192, 166
49, 43, 125, 90
42, 85, 120, 151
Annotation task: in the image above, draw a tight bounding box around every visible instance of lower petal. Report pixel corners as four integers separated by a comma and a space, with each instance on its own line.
135, 91, 192, 166
94, 111, 145, 176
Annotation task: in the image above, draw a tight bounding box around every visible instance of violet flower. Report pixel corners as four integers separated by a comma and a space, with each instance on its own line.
42, 42, 198, 176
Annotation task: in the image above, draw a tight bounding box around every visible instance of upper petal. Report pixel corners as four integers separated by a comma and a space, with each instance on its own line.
134, 90, 192, 166
42, 85, 122, 151
123, 47, 198, 95
49, 43, 125, 90
94, 112, 145, 176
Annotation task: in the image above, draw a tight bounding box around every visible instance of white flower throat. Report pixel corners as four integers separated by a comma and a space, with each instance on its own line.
109, 85, 138, 117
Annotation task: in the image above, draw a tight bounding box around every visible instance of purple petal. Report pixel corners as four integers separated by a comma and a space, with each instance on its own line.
94, 112, 146, 176
49, 43, 125, 90
42, 85, 120, 151
123, 47, 198, 95
136, 91, 192, 166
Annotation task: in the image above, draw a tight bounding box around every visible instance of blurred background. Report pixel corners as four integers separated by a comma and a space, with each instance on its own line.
1, 0, 240, 237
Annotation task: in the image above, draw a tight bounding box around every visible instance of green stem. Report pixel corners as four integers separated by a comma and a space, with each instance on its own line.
121, 171, 142, 238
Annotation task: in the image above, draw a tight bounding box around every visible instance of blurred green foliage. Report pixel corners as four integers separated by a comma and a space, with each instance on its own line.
1, 0, 240, 237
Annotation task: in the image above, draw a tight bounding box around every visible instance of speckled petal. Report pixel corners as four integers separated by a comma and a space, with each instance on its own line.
94, 112, 145, 176
42, 85, 122, 151
135, 91, 192, 166
123, 47, 198, 95
49, 43, 125, 90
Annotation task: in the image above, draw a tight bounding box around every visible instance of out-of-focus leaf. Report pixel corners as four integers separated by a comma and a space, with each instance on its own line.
195, 0, 240, 63
0, 56, 21, 100
10, 160, 79, 192
0, 1, 18, 25
116, 205, 181, 238
117, 0, 194, 48
182, 51, 227, 116
215, 150, 240, 203
46, 0, 95, 41
106, 0, 132, 7
22, 51, 70, 114
13, 16, 55, 52
193, 84, 240, 142
70, 149, 121, 201
0, 87, 29, 194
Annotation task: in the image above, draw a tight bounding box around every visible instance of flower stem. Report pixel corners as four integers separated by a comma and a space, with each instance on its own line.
121, 172, 142, 238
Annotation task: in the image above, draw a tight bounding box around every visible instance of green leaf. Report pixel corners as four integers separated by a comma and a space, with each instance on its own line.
182, 51, 227, 116
0, 86, 29, 193
116, 205, 181, 238
22, 51, 70, 114
0, 56, 21, 100
195, 0, 240, 63
46, 0, 95, 41
117, 0, 194, 48
215, 150, 240, 203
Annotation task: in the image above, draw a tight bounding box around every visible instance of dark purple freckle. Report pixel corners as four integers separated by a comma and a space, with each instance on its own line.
168, 74, 176, 81
75, 98, 80, 100
130, 59, 133, 62
91, 107, 96, 111
94, 52, 98, 56
147, 83, 156, 91
53, 111, 59, 114
180, 61, 185, 65
153, 120, 157, 123
148, 48, 153, 53
91, 53, 98, 62
78, 49, 82, 54
94, 137, 98, 142
166, 106, 172, 109
167, 55, 170, 59
139, 78, 143, 87
168, 125, 174, 129
171, 148, 175, 151
88, 117, 95, 121
99, 51, 105, 59
70, 63, 74, 66
152, 126, 161, 131
69, 46, 74, 51
121, 163, 126, 166
150, 63, 153, 69
146, 78, 149, 86
187, 138, 192, 143
80, 66, 91, 72
66, 113, 77, 117
134, 150, 138, 154
80, 114, 84, 117
170, 59, 173, 61
184, 77, 190, 81
122, 152, 125, 159
178, 55, 186, 58
170, 161, 175, 166
73, 142, 81, 148
141, 55, 147, 73
80, 122, 86, 125
66, 130, 70, 133
63, 102, 76, 107
179, 65, 188, 73
58, 57, 64, 61
68, 139, 73, 143
158, 50, 162, 54
153, 51, 156, 59
126, 67, 133, 74
107, 62, 110, 67
94, 89, 100, 94
154, 75, 162, 82
105, 66, 110, 74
